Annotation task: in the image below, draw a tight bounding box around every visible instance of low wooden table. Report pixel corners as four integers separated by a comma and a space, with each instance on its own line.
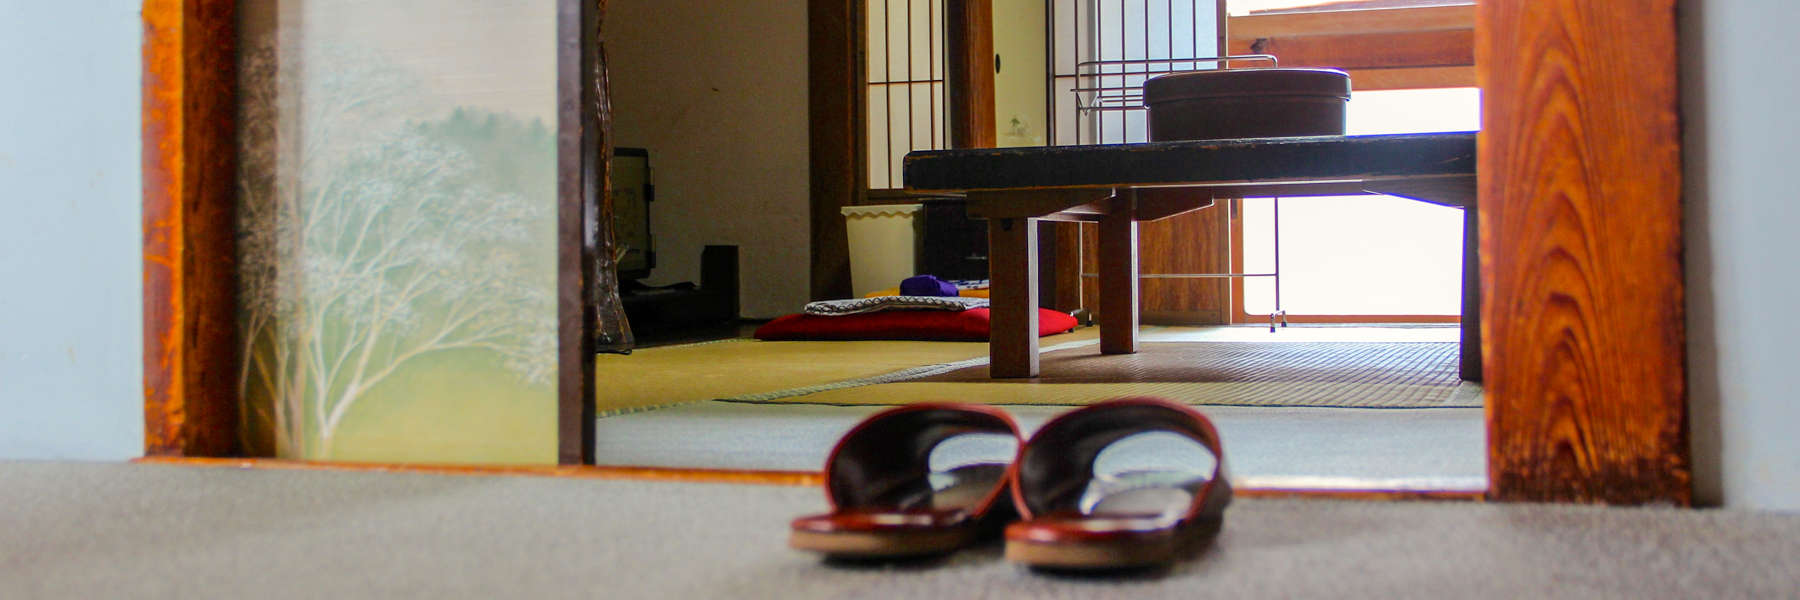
903, 132, 1480, 381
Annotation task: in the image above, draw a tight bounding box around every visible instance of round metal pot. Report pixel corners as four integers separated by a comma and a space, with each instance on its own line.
1143, 68, 1351, 141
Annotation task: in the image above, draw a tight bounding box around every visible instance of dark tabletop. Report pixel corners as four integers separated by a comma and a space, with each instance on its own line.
903, 132, 1476, 193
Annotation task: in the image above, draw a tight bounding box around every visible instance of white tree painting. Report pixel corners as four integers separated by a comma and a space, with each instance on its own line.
237, 41, 555, 458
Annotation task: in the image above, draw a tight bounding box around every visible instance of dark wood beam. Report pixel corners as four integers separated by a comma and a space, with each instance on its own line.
946, 0, 996, 149
905, 133, 1476, 192
556, 0, 602, 465
142, 0, 240, 457
808, 0, 864, 301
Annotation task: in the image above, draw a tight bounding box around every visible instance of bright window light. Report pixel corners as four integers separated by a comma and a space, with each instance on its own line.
1241, 87, 1479, 316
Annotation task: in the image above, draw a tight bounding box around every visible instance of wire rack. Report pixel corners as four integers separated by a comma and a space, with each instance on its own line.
1066, 52, 1293, 331
1071, 54, 1279, 113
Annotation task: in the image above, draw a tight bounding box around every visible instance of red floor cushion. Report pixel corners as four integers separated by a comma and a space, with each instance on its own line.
754, 308, 1078, 342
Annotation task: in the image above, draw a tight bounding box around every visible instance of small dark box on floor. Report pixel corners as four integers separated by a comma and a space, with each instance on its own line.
621, 245, 740, 340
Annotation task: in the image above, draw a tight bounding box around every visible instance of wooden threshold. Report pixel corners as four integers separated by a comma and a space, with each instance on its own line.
135, 457, 823, 487
1234, 487, 1484, 502
133, 457, 1487, 501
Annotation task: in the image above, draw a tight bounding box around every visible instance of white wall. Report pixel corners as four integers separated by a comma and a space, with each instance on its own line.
605, 0, 811, 319
0, 1, 145, 460
1683, 0, 1800, 510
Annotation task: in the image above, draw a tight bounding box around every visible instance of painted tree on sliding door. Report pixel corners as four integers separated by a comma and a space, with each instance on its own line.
235, 0, 559, 463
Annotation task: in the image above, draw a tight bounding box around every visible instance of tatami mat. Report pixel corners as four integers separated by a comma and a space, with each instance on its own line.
725, 380, 1482, 409
595, 327, 1099, 414
594, 400, 1487, 483
600, 326, 1478, 414
867, 341, 1468, 408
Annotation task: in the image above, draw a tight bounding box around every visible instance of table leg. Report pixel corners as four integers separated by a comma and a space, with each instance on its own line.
1098, 196, 1139, 355
1460, 202, 1483, 382
989, 217, 1040, 378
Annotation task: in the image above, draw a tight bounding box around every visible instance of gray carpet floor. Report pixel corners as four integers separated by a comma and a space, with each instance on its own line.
5, 462, 1798, 599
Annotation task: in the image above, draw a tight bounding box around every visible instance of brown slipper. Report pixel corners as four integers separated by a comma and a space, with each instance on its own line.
790, 404, 1022, 559
1004, 397, 1232, 570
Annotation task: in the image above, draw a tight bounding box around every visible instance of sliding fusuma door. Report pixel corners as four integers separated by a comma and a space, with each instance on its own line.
234, 0, 561, 463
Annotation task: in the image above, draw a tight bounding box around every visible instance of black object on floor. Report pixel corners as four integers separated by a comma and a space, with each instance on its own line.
621, 245, 739, 342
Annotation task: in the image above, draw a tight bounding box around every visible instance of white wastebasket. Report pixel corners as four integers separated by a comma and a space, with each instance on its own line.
840, 204, 924, 298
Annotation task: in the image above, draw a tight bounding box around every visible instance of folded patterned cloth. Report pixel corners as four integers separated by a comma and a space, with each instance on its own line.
804, 295, 990, 316
948, 279, 990, 290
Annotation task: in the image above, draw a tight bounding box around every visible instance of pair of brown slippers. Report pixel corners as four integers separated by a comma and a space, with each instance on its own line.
790, 397, 1231, 570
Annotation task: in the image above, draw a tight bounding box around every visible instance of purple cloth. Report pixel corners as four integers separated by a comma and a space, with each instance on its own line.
900, 274, 958, 297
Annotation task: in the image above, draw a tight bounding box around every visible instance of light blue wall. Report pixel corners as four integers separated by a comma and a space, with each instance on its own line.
0, 2, 145, 460
1684, 0, 1800, 510
0, 0, 1796, 508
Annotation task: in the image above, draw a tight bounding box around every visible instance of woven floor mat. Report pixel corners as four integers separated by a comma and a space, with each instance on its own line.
593, 327, 1099, 415
921, 341, 1460, 385
748, 342, 1473, 409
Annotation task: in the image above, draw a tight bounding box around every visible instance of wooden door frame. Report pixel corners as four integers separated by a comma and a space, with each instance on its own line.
142, 0, 240, 457
143, 0, 1688, 504
140, 0, 604, 466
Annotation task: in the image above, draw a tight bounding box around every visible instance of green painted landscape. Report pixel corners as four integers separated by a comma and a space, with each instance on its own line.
236, 22, 559, 465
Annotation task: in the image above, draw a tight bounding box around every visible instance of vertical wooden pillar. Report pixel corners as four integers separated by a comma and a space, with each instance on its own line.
1097, 195, 1140, 354
1459, 203, 1482, 382
1480, 0, 1688, 504
808, 0, 864, 301
946, 0, 996, 149
988, 215, 1040, 378
556, 0, 602, 465
142, 0, 240, 457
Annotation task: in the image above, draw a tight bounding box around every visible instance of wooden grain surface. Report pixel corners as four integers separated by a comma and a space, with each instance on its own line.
1230, 29, 1472, 71
142, 0, 241, 457
1084, 205, 1233, 326
1229, 4, 1474, 39
1138, 206, 1232, 325
1479, 0, 1688, 504
1226, 4, 1476, 91
986, 214, 1040, 378
1342, 66, 1476, 91
1051, 222, 1084, 312
945, 0, 996, 149
1096, 197, 1140, 354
